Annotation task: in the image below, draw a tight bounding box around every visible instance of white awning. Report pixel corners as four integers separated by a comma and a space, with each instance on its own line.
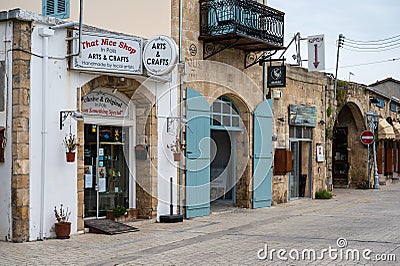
393, 122, 400, 140
378, 119, 395, 140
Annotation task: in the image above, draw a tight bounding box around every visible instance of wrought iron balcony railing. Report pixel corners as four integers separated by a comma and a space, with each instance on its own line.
199, 0, 284, 49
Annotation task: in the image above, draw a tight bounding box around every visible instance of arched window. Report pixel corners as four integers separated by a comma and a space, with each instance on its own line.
211, 96, 241, 129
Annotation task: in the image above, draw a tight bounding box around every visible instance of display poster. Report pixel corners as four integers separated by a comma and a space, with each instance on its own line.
84, 165, 93, 188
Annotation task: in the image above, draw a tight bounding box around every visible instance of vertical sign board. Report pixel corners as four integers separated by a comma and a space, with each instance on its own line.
307, 35, 325, 72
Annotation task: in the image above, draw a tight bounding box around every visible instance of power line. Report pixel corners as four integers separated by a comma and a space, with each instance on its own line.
343, 43, 400, 52
326, 57, 400, 70
345, 34, 400, 44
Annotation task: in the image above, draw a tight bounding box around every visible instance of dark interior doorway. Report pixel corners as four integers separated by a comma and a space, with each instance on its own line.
210, 129, 235, 202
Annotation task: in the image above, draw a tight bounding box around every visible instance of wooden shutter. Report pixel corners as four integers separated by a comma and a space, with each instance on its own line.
43, 0, 70, 18
385, 148, 393, 174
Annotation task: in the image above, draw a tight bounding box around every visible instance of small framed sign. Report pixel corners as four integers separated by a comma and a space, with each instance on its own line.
316, 144, 324, 163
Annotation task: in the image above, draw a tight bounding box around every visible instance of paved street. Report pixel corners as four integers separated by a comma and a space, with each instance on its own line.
1, 182, 399, 265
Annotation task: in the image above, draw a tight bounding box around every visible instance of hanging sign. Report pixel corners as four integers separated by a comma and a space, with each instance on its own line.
143, 35, 178, 76
71, 31, 143, 75
83, 90, 128, 118
307, 34, 325, 72
267, 65, 286, 88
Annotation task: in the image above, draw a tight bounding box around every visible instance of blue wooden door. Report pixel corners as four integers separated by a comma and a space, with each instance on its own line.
253, 100, 273, 208
185, 88, 211, 218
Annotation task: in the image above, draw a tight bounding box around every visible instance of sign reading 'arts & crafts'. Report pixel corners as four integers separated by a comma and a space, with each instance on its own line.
143, 35, 178, 76
72, 31, 142, 75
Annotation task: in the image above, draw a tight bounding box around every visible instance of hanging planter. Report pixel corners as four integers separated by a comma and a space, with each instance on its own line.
173, 152, 180, 162
63, 132, 79, 163
167, 135, 185, 162
66, 152, 76, 163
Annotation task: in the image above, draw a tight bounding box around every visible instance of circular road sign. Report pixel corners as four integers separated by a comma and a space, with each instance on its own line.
360, 130, 374, 145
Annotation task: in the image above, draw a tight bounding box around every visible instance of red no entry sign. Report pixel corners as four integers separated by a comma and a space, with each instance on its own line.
360, 130, 374, 145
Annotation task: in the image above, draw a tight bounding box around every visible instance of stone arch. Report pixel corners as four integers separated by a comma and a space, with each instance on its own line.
210, 92, 253, 208
75, 75, 158, 230
333, 100, 368, 188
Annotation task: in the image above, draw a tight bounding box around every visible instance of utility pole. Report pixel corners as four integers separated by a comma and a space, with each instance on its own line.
334, 34, 344, 100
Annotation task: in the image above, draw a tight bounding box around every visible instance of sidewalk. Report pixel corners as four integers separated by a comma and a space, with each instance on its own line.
1, 182, 399, 265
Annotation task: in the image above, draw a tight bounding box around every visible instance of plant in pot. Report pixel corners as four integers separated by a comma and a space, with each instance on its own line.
54, 204, 71, 239
167, 135, 184, 161
63, 132, 79, 162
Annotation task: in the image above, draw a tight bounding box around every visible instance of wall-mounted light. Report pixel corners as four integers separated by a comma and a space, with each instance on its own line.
277, 117, 286, 123
319, 120, 326, 125
60, 110, 84, 130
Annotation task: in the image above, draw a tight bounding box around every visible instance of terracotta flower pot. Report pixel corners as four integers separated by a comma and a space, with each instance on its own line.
173, 152, 180, 161
54, 222, 71, 239
66, 152, 76, 162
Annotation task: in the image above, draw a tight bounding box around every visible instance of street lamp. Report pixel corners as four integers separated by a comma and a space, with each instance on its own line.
366, 110, 380, 189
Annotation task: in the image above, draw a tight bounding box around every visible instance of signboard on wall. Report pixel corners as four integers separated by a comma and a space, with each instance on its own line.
71, 31, 143, 75
289, 105, 317, 127
83, 90, 128, 118
316, 144, 324, 162
143, 35, 178, 76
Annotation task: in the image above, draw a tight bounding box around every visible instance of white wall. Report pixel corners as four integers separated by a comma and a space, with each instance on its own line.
29, 22, 95, 240
27, 20, 179, 238
0, 21, 13, 241
0, 0, 171, 38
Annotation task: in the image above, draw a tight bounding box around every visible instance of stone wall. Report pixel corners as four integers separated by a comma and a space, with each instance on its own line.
11, 20, 32, 242
273, 66, 334, 202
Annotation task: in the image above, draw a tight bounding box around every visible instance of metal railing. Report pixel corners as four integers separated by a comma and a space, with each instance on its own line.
200, 0, 284, 47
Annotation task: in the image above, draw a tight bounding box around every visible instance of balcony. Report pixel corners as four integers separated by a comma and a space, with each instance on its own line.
199, 0, 285, 59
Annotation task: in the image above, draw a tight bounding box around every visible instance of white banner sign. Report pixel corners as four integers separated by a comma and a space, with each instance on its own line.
307, 34, 325, 72
71, 31, 142, 75
83, 90, 128, 118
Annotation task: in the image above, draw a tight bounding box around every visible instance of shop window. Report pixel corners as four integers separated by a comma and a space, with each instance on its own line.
42, 0, 70, 19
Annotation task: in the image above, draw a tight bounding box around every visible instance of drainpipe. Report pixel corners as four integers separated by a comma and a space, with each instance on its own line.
38, 27, 55, 240
50, 0, 83, 58
262, 0, 267, 100
178, 0, 183, 216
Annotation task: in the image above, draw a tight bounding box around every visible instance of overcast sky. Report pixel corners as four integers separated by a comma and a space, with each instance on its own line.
268, 0, 400, 85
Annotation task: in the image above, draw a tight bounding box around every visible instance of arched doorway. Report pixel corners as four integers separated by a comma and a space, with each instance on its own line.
333, 103, 368, 188
210, 96, 242, 202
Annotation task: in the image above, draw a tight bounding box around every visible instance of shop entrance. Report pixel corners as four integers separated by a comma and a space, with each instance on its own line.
210, 129, 236, 202
84, 124, 130, 218
289, 140, 312, 199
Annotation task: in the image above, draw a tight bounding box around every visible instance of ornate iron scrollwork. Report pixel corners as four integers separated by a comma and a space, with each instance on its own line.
203, 38, 241, 59
245, 50, 277, 69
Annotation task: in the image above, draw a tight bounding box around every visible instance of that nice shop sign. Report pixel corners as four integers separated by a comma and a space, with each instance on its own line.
71, 31, 142, 75
83, 90, 128, 118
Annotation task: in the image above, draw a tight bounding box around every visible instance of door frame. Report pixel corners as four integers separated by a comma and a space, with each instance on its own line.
83, 122, 135, 219
289, 139, 313, 199
210, 128, 237, 204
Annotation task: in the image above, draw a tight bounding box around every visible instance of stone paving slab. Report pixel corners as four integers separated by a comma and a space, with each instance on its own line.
0, 183, 399, 265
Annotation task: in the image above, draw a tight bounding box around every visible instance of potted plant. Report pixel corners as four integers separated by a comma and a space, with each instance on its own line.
54, 204, 71, 239
167, 135, 184, 161
63, 132, 79, 162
